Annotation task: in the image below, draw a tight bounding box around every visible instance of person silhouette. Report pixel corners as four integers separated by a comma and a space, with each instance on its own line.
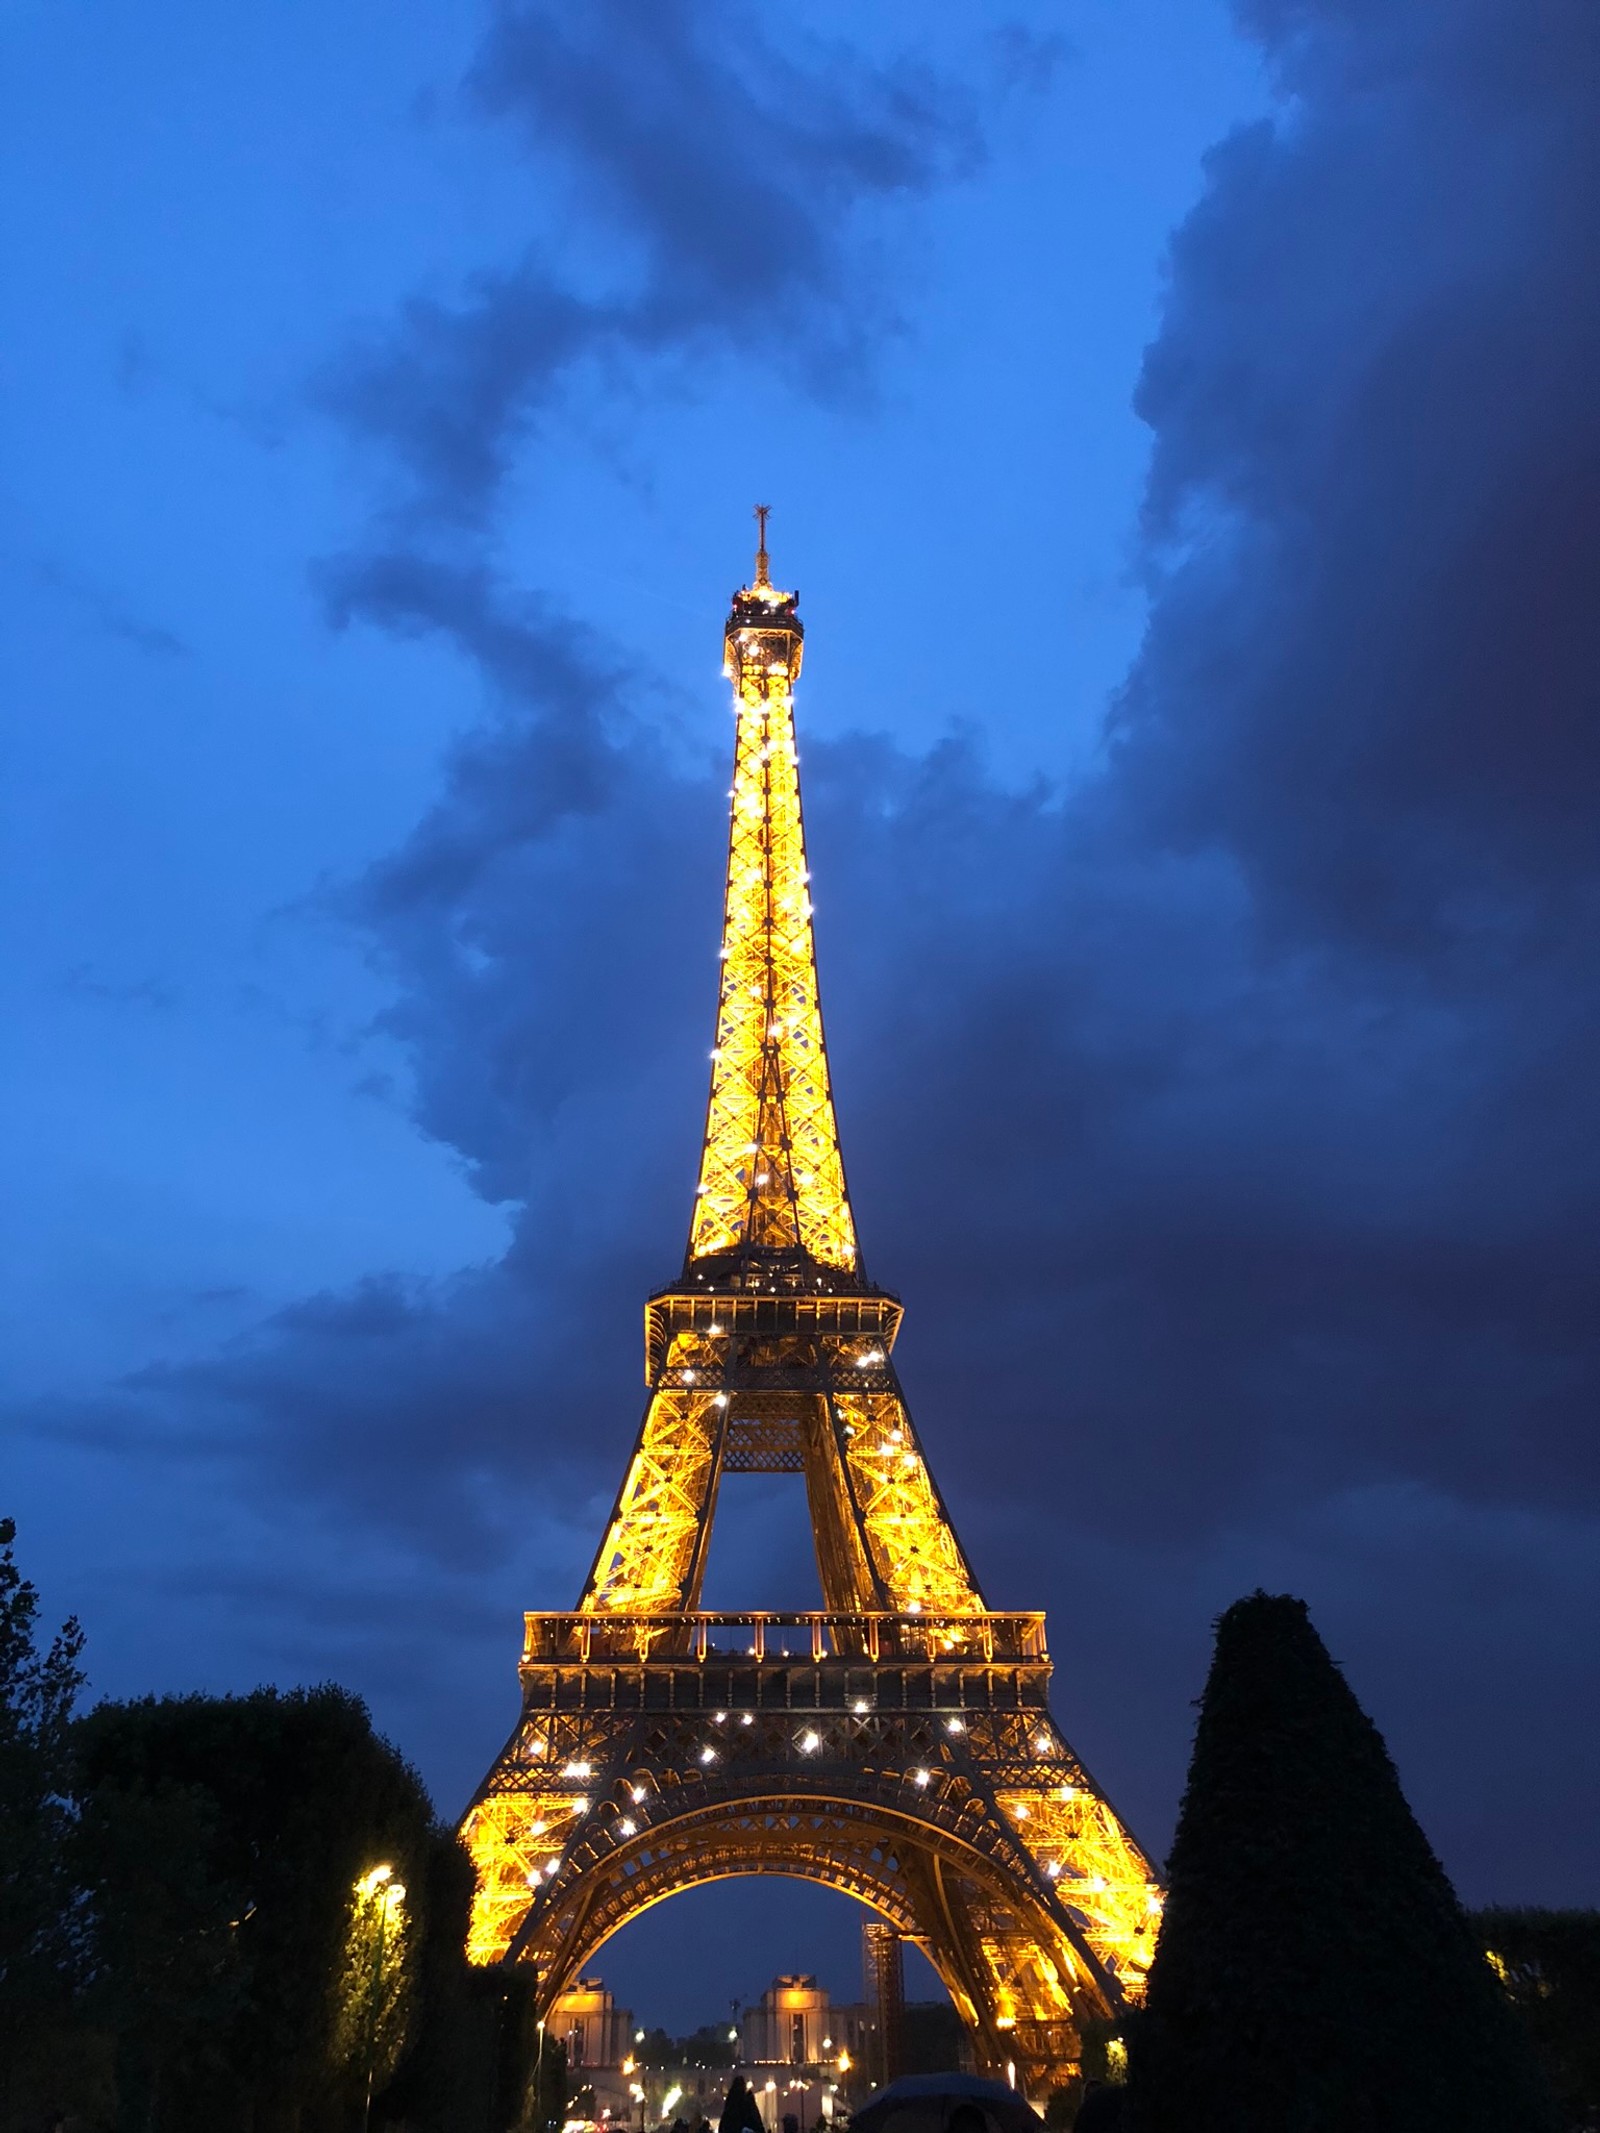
720, 2077, 767, 2133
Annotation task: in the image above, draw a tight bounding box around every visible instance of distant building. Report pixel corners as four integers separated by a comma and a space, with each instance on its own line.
740, 1975, 832, 2066
825, 2001, 879, 2072
545, 1963, 956, 2132
551, 1976, 635, 2072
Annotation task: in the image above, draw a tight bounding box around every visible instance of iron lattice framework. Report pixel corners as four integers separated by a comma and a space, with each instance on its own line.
462, 518, 1162, 2094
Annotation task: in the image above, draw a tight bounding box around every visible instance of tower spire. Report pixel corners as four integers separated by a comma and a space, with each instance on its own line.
687, 516, 857, 1278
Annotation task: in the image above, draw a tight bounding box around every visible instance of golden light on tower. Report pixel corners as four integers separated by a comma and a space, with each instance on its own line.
689, 506, 855, 1273
459, 514, 1162, 2094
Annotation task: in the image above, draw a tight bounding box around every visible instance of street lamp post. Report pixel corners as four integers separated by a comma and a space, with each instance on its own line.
361, 1867, 405, 2133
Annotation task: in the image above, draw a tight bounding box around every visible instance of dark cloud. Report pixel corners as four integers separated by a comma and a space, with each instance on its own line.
321, 0, 981, 526
318, 551, 639, 905
468, 3, 975, 307
84, 1267, 552, 1568
1113, 0, 1600, 946
45, 0, 1600, 1894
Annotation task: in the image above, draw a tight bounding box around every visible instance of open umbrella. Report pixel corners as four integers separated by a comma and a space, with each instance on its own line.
845, 2073, 1046, 2133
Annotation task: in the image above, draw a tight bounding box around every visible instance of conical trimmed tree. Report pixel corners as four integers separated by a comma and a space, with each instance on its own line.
1126, 1592, 1552, 2133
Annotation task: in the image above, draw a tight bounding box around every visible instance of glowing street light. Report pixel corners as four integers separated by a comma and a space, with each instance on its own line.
354, 1865, 407, 2133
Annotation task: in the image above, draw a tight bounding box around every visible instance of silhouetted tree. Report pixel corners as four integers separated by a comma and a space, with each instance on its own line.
1, 1528, 533, 2133
526, 2021, 568, 2132
74, 1768, 247, 2127
74, 1683, 438, 2133
372, 1830, 478, 2131
676, 2026, 737, 2069
376, 1831, 546, 2133
0, 1517, 90, 2129
1126, 1591, 1553, 2133
1476, 1908, 1600, 2131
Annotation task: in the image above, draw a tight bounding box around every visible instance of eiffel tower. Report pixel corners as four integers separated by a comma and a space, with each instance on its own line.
462, 513, 1161, 2094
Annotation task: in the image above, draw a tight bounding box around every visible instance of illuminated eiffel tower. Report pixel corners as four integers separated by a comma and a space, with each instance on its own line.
462, 513, 1161, 2094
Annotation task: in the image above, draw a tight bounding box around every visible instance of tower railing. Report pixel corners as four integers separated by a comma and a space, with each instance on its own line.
519, 1609, 1048, 1666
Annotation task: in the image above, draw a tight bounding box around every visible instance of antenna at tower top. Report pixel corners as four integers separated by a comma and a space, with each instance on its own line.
753, 503, 771, 589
